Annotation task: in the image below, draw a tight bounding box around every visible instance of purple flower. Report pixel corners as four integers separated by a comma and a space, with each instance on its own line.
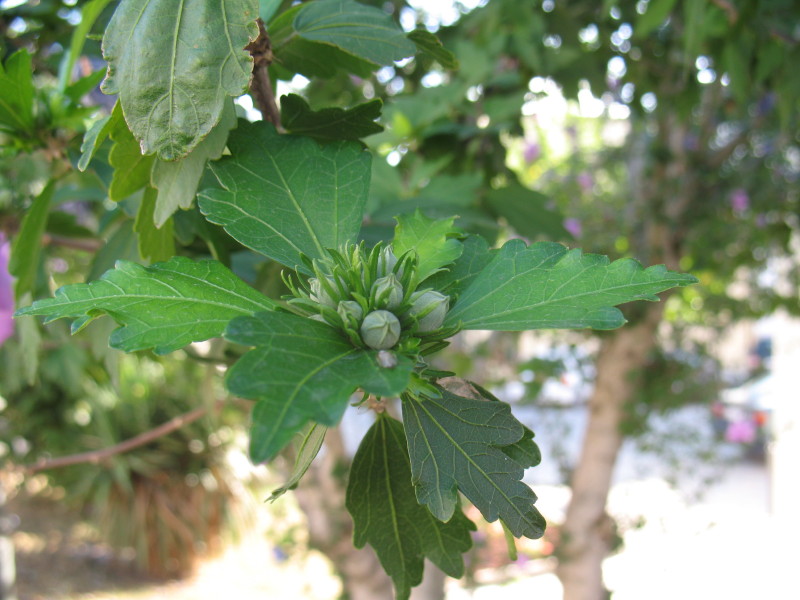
523, 141, 540, 164
563, 218, 582, 238
730, 188, 749, 213
577, 172, 593, 192
0, 234, 14, 346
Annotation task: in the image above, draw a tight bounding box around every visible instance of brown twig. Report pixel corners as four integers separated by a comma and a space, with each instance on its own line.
246, 18, 282, 127
709, 0, 739, 24
24, 401, 222, 474
42, 233, 103, 253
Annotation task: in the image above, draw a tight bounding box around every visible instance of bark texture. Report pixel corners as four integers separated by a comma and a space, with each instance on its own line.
556, 303, 665, 600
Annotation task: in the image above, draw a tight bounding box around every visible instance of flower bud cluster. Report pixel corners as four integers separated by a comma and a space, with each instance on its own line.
285, 243, 454, 357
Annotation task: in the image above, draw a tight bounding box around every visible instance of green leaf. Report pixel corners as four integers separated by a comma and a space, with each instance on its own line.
150, 99, 236, 227
78, 101, 124, 172
16, 257, 275, 354
634, 0, 678, 38
0, 49, 35, 134
407, 30, 459, 70
280, 94, 384, 141
347, 416, 474, 600
259, 0, 282, 23
10, 181, 55, 300
57, 0, 113, 94
444, 239, 698, 331
292, 0, 416, 66
199, 122, 371, 272
425, 234, 495, 298
134, 187, 175, 263
393, 211, 463, 282
109, 117, 155, 201
485, 183, 569, 240
268, 423, 327, 502
101, 0, 258, 160
224, 310, 413, 462
402, 388, 546, 538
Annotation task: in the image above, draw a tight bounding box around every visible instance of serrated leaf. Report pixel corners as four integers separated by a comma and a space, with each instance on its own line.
0, 49, 34, 134
224, 311, 413, 462
268, 423, 327, 502
393, 211, 463, 282
402, 389, 546, 538
293, 0, 416, 66
445, 239, 698, 331
407, 30, 459, 70
109, 116, 154, 201
199, 122, 370, 273
101, 0, 258, 160
10, 181, 55, 301
78, 101, 123, 172
150, 99, 236, 227
347, 416, 474, 600
280, 94, 383, 141
425, 234, 495, 298
16, 257, 275, 354
134, 187, 175, 263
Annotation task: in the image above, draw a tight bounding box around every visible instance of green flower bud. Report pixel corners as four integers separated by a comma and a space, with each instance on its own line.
377, 246, 398, 277
309, 276, 337, 308
338, 300, 363, 325
372, 274, 404, 310
408, 290, 449, 332
360, 310, 401, 350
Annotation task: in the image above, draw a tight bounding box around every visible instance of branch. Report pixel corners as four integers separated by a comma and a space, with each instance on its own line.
42, 233, 103, 253
709, 0, 738, 24
24, 401, 222, 474
246, 18, 282, 127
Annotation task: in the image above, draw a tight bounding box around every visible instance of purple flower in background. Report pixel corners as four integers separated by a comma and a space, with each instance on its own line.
0, 234, 15, 346
563, 218, 582, 238
523, 141, 540, 164
730, 188, 749, 213
577, 172, 593, 193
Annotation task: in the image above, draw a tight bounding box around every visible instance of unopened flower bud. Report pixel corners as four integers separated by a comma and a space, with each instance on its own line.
377, 246, 398, 277
309, 276, 337, 308
372, 274, 403, 310
408, 290, 449, 332
338, 300, 363, 324
360, 310, 401, 350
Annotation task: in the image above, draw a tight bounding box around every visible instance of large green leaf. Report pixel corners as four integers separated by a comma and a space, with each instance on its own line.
0, 49, 35, 134
347, 416, 474, 600
224, 311, 413, 462
16, 257, 275, 354
445, 239, 698, 331
402, 389, 546, 538
425, 234, 495, 299
150, 99, 236, 227
199, 122, 371, 272
292, 0, 416, 66
9, 181, 55, 300
280, 94, 384, 141
392, 211, 463, 282
108, 116, 154, 201
101, 0, 258, 160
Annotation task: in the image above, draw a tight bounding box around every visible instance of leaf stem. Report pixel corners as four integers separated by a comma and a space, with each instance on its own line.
246, 18, 282, 128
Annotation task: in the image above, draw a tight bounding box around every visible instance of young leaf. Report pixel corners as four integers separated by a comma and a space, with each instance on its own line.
101, 0, 258, 160
16, 257, 275, 354
0, 49, 35, 134
402, 388, 546, 538
150, 99, 237, 227
9, 181, 55, 300
134, 187, 175, 263
224, 311, 413, 462
292, 0, 416, 66
108, 117, 154, 201
392, 211, 463, 282
78, 101, 124, 172
347, 416, 474, 600
199, 122, 370, 272
444, 239, 698, 331
407, 30, 459, 70
268, 423, 327, 502
280, 94, 384, 141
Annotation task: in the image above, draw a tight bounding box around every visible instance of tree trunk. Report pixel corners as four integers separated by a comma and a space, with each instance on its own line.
556, 303, 665, 600
293, 427, 395, 600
